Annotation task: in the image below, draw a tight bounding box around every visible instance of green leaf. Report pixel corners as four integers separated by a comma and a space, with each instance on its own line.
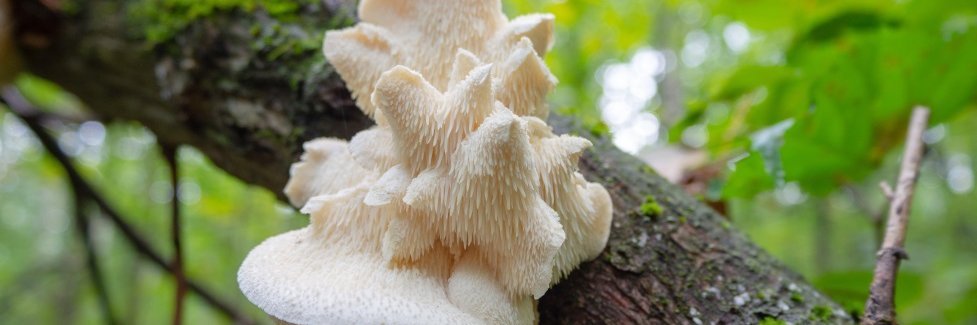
707, 65, 793, 101
792, 9, 900, 47
750, 119, 794, 183
780, 76, 875, 194
723, 152, 775, 198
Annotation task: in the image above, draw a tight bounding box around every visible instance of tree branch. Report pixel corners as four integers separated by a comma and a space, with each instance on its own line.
161, 145, 187, 325
862, 107, 930, 325
13, 0, 370, 200
72, 190, 117, 325
1, 87, 257, 325
13, 0, 853, 323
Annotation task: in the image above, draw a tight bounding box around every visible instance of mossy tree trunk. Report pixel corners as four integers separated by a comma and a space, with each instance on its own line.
13, 0, 852, 323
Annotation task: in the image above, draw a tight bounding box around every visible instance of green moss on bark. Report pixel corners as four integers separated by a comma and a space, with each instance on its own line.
759, 317, 787, 325
639, 195, 663, 217
128, 0, 338, 44
126, 0, 353, 48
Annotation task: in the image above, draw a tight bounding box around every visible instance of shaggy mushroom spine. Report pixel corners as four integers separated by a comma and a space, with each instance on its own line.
238, 1, 612, 323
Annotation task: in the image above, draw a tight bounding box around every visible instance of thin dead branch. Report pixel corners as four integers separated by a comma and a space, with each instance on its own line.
862, 107, 930, 325
161, 145, 187, 325
72, 190, 118, 325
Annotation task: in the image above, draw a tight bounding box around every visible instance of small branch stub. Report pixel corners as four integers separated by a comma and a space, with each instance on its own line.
862, 107, 930, 325
879, 182, 894, 200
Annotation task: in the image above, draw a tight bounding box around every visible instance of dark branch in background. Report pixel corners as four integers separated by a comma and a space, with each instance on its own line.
862, 107, 930, 325
0, 87, 257, 325
72, 190, 117, 325
161, 145, 187, 325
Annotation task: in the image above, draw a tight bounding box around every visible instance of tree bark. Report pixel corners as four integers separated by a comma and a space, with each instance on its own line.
13, 0, 853, 323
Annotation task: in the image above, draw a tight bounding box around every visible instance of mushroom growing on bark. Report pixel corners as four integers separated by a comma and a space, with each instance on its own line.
237, 0, 613, 324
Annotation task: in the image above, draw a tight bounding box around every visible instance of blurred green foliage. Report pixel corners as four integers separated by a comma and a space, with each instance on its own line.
1, 77, 306, 323
1, 0, 975, 324
683, 0, 977, 195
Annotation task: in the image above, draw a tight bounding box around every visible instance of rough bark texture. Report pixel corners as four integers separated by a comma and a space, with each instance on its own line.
15, 0, 370, 199
13, 0, 853, 323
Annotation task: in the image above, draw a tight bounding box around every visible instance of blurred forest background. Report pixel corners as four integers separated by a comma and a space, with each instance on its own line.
1, 0, 976, 324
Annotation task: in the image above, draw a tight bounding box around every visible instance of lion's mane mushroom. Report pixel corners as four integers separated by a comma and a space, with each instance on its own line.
322, 0, 556, 123
238, 0, 612, 324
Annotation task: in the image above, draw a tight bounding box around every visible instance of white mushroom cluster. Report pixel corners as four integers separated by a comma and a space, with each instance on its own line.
238, 1, 613, 324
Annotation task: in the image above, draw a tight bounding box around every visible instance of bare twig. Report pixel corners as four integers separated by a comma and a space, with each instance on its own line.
862, 107, 930, 325
161, 144, 187, 325
72, 190, 118, 325
1, 87, 257, 325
